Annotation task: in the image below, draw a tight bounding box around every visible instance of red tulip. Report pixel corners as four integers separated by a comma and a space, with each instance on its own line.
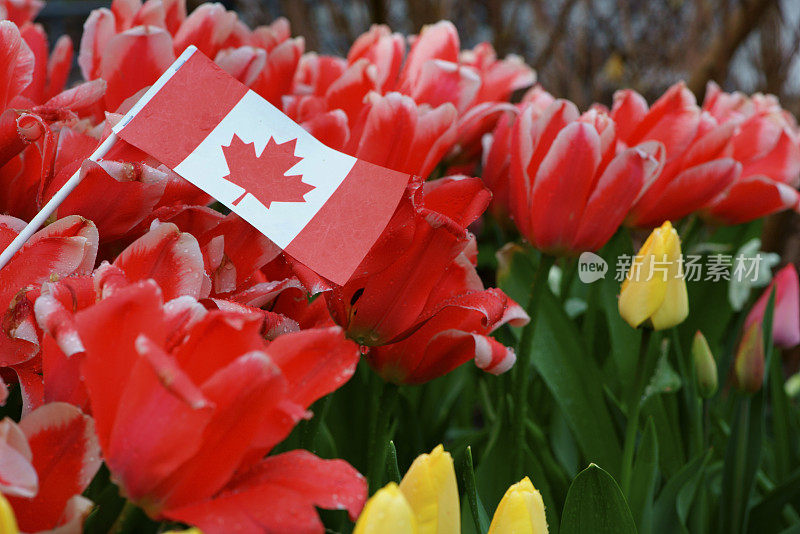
492, 97, 661, 254
482, 86, 554, 218
0, 215, 97, 371
396, 21, 534, 169
0, 0, 43, 26
701, 82, 800, 223
172, 3, 242, 58
345, 91, 457, 177
745, 264, 800, 349
348, 24, 404, 91
367, 286, 527, 383
35, 217, 297, 411
35, 280, 366, 531
2, 402, 101, 533
325, 176, 527, 381
611, 82, 741, 227
78, 1, 302, 111
460, 42, 535, 106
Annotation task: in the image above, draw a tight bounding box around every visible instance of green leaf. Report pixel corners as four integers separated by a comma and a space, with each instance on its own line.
642, 346, 683, 404
596, 230, 640, 387
641, 392, 686, 477
652, 450, 711, 534
748, 469, 800, 532
769, 342, 795, 482
387, 441, 401, 484
531, 287, 622, 474
463, 446, 490, 534
560, 464, 637, 534
629, 417, 660, 534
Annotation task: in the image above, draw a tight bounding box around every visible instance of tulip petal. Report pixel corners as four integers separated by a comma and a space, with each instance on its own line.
572, 146, 648, 251
78, 7, 116, 80
399, 444, 460, 534
708, 175, 800, 224
102, 332, 212, 503
0, 21, 35, 110
632, 158, 740, 227
528, 122, 601, 252
354, 482, 418, 534
7, 403, 101, 533
422, 175, 491, 229
265, 326, 359, 408
745, 264, 800, 349
400, 20, 459, 88
49, 159, 167, 241
114, 222, 205, 300
618, 230, 669, 328
100, 25, 175, 111
324, 59, 379, 124
164, 450, 367, 534
0, 418, 37, 499
148, 350, 293, 512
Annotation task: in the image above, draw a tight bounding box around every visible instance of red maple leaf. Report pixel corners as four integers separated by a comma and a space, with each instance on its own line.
221, 134, 314, 208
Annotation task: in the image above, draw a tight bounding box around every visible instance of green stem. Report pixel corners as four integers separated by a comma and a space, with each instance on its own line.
582, 279, 600, 359
512, 254, 555, 478
621, 328, 653, 494
559, 257, 577, 302
300, 394, 332, 452
671, 329, 703, 456
367, 382, 400, 493
729, 398, 751, 534
110, 501, 139, 534
672, 328, 706, 532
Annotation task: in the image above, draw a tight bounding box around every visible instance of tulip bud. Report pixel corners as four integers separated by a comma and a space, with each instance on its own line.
618, 221, 688, 330
734, 322, 765, 393
0, 493, 19, 534
692, 331, 718, 398
399, 444, 460, 534
354, 483, 418, 534
488, 477, 548, 534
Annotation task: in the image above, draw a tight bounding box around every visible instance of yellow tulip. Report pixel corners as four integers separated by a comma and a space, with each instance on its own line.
0, 493, 19, 534
399, 445, 460, 534
354, 483, 418, 534
488, 477, 548, 534
618, 221, 688, 330
163, 530, 203, 534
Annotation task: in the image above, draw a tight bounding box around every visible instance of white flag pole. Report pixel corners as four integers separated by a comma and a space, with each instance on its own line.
0, 46, 197, 272
0, 132, 118, 271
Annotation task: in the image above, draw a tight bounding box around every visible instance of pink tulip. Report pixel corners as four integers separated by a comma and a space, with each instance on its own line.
745, 264, 800, 349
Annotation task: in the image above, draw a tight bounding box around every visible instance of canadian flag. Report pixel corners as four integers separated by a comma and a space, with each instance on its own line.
113, 46, 410, 285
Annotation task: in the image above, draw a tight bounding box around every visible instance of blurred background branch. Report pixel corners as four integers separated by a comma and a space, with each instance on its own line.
38, 0, 798, 112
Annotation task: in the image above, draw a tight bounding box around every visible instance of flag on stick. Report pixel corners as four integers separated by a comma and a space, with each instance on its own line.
112, 46, 410, 285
